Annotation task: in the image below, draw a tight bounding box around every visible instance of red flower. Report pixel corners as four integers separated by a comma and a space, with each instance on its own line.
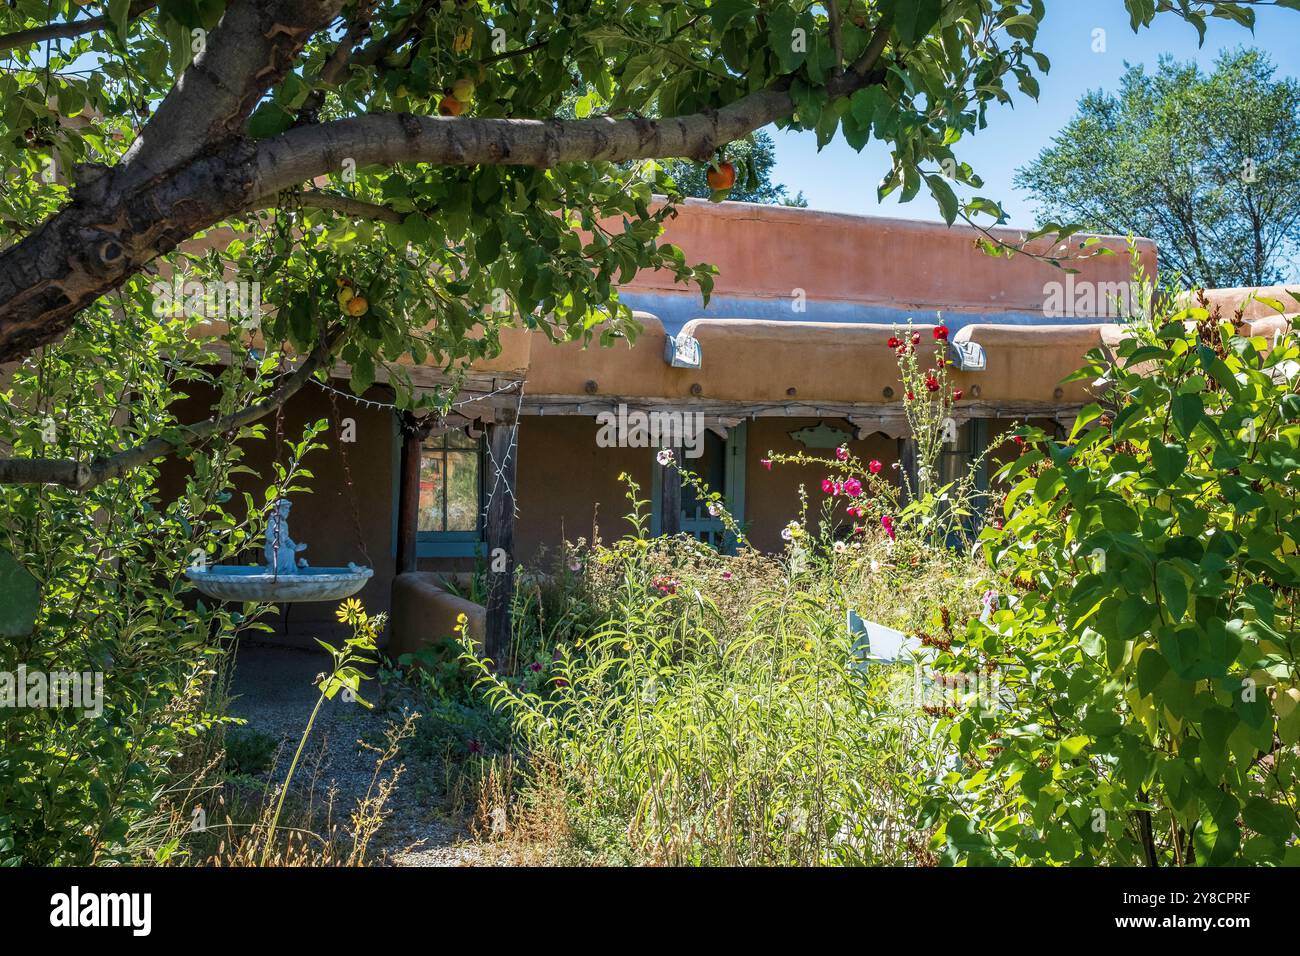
868, 459, 882, 474
835, 446, 850, 461
924, 373, 940, 393
953, 389, 963, 402
887, 336, 901, 349
933, 324, 949, 341
1012, 435, 1025, 446
821, 478, 835, 494
761, 458, 772, 470
910, 331, 921, 345
906, 390, 915, 401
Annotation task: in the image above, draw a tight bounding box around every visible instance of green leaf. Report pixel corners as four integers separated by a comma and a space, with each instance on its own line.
247, 103, 294, 140
0, 546, 40, 638
1136, 647, 1168, 697
1242, 797, 1294, 844
109, 0, 134, 42
891, 0, 944, 45
925, 174, 959, 225
1150, 442, 1187, 487
1171, 393, 1204, 439
1155, 563, 1188, 622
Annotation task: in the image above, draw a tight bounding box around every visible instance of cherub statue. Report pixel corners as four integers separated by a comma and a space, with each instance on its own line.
264, 498, 308, 573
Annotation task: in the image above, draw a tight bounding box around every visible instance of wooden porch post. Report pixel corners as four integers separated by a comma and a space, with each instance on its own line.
659, 446, 682, 536
484, 408, 518, 668
396, 412, 422, 575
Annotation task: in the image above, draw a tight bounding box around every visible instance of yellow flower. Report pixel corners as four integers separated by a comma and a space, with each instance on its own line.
336, 598, 364, 624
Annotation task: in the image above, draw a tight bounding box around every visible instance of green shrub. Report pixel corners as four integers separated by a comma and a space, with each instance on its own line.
931, 294, 1300, 865
0, 298, 322, 865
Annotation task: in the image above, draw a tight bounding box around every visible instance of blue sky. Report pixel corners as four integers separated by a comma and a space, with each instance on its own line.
769, 1, 1300, 226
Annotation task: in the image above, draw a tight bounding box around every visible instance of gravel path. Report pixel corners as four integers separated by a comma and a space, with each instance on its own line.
227, 640, 488, 866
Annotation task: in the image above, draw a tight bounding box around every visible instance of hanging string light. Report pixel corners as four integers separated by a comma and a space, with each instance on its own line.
481, 381, 526, 520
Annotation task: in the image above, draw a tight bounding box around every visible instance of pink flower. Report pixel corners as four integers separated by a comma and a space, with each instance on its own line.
761, 458, 772, 471
721, 571, 732, 580
868, 459, 882, 475
933, 324, 949, 341
843, 477, 862, 497
529, 661, 542, 672
881, 515, 896, 541
821, 478, 835, 494
835, 446, 850, 461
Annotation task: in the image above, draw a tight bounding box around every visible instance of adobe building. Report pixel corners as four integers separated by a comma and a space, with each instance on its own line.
164, 199, 1295, 657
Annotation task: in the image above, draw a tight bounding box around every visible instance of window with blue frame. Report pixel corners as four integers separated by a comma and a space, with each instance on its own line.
417, 429, 484, 557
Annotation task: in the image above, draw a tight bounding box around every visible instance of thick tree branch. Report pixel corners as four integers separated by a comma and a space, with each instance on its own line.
118, 0, 345, 191
0, 22, 892, 364
0, 3, 156, 54
0, 331, 340, 490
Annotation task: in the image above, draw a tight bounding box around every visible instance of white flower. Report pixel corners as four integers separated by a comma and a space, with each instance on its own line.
707, 501, 722, 517
870, 559, 881, 573
656, 449, 674, 466
833, 540, 847, 554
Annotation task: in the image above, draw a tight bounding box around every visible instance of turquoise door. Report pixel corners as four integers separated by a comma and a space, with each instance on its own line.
652, 422, 747, 553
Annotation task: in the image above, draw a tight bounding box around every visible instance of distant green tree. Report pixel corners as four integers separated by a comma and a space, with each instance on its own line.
663, 131, 808, 206
1016, 49, 1300, 288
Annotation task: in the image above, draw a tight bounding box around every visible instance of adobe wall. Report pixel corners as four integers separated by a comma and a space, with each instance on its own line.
513, 415, 654, 565
616, 199, 1158, 333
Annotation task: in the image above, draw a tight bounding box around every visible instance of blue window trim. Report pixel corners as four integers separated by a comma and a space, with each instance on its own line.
650, 422, 747, 553
416, 535, 485, 559
390, 420, 487, 561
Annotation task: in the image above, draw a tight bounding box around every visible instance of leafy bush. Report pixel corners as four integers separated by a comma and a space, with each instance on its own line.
0, 299, 321, 864
932, 294, 1300, 865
